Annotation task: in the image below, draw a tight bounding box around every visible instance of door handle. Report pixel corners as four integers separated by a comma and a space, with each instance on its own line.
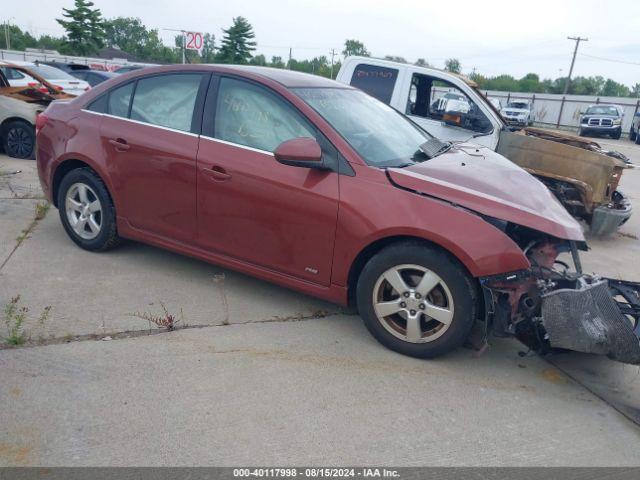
202, 166, 232, 181
108, 138, 130, 151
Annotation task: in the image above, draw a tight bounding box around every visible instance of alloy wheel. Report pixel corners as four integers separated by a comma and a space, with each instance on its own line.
372, 264, 454, 343
65, 183, 103, 240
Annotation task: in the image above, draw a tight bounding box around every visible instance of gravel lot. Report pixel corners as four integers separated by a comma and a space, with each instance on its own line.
0, 136, 639, 466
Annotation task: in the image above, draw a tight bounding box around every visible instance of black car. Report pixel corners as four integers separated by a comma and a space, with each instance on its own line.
579, 104, 624, 139
69, 69, 117, 87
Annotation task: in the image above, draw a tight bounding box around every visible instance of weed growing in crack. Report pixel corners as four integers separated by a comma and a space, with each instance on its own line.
131, 302, 183, 331
34, 202, 50, 220
3, 295, 52, 345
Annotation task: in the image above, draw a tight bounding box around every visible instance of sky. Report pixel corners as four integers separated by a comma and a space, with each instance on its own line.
3, 0, 640, 86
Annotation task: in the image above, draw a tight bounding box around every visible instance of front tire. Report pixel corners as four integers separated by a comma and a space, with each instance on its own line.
356, 242, 478, 359
57, 168, 121, 251
612, 128, 622, 140
2, 120, 35, 159
630, 127, 636, 142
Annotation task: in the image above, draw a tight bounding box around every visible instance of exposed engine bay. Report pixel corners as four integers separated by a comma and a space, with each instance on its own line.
479, 225, 640, 364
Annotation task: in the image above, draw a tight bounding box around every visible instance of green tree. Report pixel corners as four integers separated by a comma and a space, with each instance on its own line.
632, 83, 640, 98
201, 33, 216, 63
56, 0, 105, 55
517, 73, 540, 92
217, 17, 256, 64
342, 39, 369, 57
270, 56, 285, 68
384, 55, 406, 63
444, 58, 461, 74
415, 58, 431, 67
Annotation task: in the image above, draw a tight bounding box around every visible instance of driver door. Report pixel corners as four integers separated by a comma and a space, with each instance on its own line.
196, 76, 340, 285
406, 73, 496, 148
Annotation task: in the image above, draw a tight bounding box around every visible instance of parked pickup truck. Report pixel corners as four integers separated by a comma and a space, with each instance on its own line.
336, 57, 632, 236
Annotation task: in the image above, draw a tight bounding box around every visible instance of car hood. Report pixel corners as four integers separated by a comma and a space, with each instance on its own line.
387, 144, 585, 241
503, 108, 529, 114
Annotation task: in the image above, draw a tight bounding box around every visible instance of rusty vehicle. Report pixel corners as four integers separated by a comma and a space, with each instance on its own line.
0, 62, 73, 158
336, 57, 632, 235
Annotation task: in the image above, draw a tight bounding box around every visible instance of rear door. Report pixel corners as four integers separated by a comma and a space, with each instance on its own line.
99, 72, 209, 243
195, 76, 340, 285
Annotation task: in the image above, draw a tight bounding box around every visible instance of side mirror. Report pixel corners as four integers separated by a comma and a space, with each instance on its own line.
274, 138, 323, 169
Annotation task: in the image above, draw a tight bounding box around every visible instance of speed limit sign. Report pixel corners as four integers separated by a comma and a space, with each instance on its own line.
185, 31, 204, 52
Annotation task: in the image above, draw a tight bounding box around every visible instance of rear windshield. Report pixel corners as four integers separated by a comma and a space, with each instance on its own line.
349, 64, 399, 104
27, 64, 75, 80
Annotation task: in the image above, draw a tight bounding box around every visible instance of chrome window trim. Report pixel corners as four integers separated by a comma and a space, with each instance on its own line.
200, 135, 275, 156
81, 109, 199, 137
81, 109, 275, 154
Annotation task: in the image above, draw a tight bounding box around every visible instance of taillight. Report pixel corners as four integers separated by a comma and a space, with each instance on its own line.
35, 113, 49, 135
54, 85, 64, 91
28, 82, 49, 94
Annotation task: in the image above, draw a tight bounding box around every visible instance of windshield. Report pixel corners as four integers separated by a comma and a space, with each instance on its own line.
507, 102, 529, 109
585, 105, 619, 116
293, 88, 433, 167
28, 64, 75, 80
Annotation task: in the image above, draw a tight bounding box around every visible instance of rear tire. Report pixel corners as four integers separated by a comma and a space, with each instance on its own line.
2, 120, 35, 159
57, 168, 121, 251
356, 242, 478, 359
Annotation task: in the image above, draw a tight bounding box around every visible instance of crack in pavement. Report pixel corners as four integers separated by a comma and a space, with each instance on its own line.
0, 310, 344, 350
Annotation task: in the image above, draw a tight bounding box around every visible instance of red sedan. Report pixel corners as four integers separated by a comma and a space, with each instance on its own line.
37, 64, 638, 363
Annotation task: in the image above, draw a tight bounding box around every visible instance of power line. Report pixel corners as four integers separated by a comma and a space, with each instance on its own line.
579, 52, 640, 66
563, 36, 588, 94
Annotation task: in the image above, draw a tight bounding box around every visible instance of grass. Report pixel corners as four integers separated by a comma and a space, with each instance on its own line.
34, 202, 50, 220
3, 295, 51, 345
131, 302, 183, 331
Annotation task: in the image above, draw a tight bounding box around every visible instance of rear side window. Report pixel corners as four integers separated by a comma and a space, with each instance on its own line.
108, 82, 134, 118
0, 67, 26, 80
87, 94, 108, 113
213, 77, 315, 153
130, 73, 203, 132
350, 64, 398, 104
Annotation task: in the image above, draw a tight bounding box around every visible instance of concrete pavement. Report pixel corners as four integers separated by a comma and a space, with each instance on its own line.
2, 318, 639, 466
1, 138, 640, 466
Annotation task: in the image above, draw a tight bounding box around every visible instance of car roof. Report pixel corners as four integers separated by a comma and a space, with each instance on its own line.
218, 65, 347, 88
121, 64, 352, 89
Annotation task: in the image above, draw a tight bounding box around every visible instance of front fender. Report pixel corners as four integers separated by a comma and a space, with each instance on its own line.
331, 172, 530, 286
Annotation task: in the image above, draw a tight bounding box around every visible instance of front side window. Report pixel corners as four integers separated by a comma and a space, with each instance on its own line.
108, 82, 134, 118
130, 74, 203, 132
295, 87, 431, 168
407, 73, 492, 134
349, 64, 398, 104
214, 77, 315, 152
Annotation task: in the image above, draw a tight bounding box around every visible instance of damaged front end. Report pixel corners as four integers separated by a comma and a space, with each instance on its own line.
480, 227, 640, 364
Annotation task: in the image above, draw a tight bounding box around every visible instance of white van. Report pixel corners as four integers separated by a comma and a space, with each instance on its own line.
336, 56, 504, 149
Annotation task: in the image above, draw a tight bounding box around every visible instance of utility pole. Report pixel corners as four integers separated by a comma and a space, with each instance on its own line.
563, 36, 588, 94
4, 21, 11, 50
330, 48, 337, 79
288, 47, 292, 70
162, 28, 188, 64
